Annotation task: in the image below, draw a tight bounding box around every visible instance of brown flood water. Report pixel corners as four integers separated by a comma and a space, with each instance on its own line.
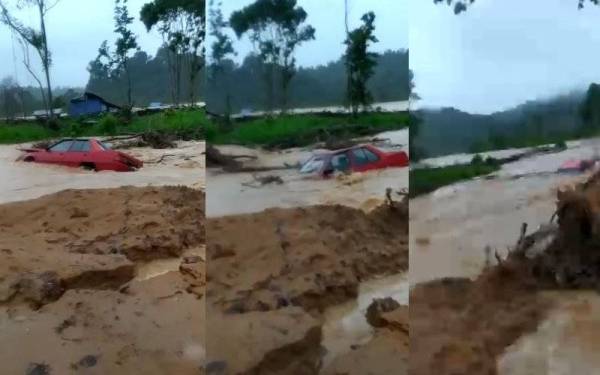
0, 141, 205, 204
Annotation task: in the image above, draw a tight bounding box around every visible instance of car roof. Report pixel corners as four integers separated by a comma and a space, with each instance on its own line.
313, 144, 373, 156
56, 138, 97, 142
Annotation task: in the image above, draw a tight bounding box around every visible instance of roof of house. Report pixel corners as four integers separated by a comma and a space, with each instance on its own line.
70, 92, 121, 109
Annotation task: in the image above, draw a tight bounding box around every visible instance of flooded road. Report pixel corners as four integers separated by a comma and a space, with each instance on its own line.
0, 141, 205, 204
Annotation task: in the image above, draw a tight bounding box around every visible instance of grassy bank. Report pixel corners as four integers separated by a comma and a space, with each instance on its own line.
410, 161, 500, 198
0, 110, 207, 144
204, 112, 408, 148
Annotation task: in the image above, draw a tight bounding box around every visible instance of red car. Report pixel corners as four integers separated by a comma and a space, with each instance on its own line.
300, 144, 409, 177
18, 138, 143, 172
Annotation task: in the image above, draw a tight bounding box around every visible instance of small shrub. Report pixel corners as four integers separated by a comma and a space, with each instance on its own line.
471, 154, 484, 165
99, 115, 119, 135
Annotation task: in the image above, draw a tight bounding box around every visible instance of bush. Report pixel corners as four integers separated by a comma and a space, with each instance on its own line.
67, 122, 84, 137
471, 154, 484, 165
99, 115, 119, 135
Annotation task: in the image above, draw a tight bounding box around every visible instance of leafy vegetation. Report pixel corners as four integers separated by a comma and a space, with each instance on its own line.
345, 12, 379, 115
0, 110, 207, 144
229, 0, 316, 112
205, 112, 408, 148
206, 50, 408, 115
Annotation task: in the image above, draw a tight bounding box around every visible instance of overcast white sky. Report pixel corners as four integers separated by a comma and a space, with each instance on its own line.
0, 0, 163, 88
411, 0, 600, 114
0, 0, 407, 88
207, 0, 408, 67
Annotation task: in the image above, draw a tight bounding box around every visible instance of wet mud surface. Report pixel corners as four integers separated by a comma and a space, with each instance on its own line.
205, 199, 408, 374
0, 186, 206, 374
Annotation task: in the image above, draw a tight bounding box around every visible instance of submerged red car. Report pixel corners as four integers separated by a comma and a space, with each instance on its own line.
300, 144, 409, 177
18, 138, 143, 172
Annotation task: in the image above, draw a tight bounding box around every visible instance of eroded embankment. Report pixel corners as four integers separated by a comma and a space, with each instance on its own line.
0, 186, 206, 375
411, 168, 600, 374
206, 198, 408, 374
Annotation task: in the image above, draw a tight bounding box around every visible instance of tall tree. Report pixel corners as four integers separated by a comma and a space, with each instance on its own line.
229, 0, 315, 112
0, 0, 60, 121
344, 11, 378, 115
95, 0, 139, 109
208, 0, 235, 117
140, 0, 205, 106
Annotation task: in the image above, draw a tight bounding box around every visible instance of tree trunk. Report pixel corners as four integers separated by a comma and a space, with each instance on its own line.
39, 1, 54, 120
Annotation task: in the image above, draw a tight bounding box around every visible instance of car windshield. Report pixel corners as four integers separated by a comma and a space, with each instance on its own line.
98, 141, 111, 150
300, 155, 325, 174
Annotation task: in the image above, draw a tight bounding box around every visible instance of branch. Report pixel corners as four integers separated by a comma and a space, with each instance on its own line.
44, 0, 62, 15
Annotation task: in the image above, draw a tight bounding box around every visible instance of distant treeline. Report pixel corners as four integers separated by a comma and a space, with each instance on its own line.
86, 46, 204, 108
206, 49, 409, 114
413, 88, 593, 158
0, 79, 83, 118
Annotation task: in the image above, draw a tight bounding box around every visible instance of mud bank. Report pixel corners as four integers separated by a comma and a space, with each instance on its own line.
205, 200, 408, 374
0, 141, 205, 204
0, 186, 206, 374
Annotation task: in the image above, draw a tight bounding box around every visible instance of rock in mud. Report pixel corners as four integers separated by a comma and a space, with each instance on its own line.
365, 297, 401, 328
323, 300, 409, 375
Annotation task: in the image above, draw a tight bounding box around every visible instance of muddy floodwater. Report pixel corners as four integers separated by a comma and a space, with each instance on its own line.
497, 291, 600, 374
207, 129, 408, 217
0, 141, 205, 204
411, 138, 600, 373
321, 273, 409, 369
410, 139, 600, 283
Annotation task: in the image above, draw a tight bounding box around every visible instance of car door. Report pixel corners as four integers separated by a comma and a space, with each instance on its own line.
65, 140, 92, 167
44, 140, 74, 165
326, 152, 351, 175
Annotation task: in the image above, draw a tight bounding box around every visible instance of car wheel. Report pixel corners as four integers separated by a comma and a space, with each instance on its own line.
23, 156, 34, 162
80, 163, 97, 172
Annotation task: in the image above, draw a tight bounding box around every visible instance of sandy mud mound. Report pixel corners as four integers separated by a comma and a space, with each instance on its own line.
0, 186, 204, 308
410, 263, 549, 375
206, 201, 408, 374
207, 203, 407, 315
323, 298, 408, 375
0, 186, 206, 374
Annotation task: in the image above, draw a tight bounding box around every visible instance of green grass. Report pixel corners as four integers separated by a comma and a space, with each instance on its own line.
205, 112, 408, 148
0, 109, 207, 144
410, 161, 500, 198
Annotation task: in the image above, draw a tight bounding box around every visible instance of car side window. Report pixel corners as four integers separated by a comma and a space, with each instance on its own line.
70, 140, 91, 152
49, 140, 73, 152
331, 153, 350, 171
351, 148, 370, 165
363, 148, 379, 162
